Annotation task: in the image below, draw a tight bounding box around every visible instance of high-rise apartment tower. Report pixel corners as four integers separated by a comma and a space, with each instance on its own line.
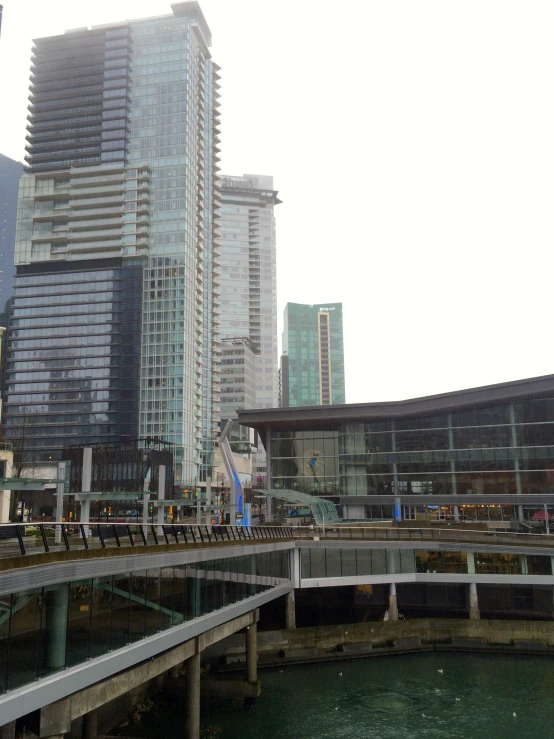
219, 175, 279, 483
219, 175, 280, 410
4, 2, 221, 487
281, 302, 345, 407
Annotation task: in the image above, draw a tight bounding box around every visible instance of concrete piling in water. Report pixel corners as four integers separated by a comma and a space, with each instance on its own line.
184, 652, 201, 739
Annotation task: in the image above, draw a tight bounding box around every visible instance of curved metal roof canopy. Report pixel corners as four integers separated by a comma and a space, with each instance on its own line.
257, 489, 339, 525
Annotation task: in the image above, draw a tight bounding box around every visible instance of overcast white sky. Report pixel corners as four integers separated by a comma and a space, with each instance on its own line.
1, 1, 553, 404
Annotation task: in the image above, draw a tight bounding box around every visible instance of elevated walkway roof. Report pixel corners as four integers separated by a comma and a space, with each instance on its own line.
257, 489, 340, 525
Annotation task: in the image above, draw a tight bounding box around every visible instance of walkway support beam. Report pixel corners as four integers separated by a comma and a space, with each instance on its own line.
246, 622, 257, 684
388, 583, 399, 621
469, 582, 480, 620
285, 591, 296, 629
184, 650, 201, 739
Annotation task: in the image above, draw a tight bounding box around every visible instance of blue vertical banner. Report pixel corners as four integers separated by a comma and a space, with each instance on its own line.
394, 497, 402, 523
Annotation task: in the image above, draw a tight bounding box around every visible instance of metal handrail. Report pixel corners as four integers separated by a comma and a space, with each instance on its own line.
0, 522, 295, 557
1, 520, 554, 560
290, 524, 554, 546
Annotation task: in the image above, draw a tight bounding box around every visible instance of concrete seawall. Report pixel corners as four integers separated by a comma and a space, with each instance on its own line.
211, 618, 554, 659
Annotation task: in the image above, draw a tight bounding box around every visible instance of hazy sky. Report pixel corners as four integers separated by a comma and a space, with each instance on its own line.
1, 1, 553, 404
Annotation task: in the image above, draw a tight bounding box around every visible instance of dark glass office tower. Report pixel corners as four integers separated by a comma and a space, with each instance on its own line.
5, 3, 221, 482
0, 154, 23, 310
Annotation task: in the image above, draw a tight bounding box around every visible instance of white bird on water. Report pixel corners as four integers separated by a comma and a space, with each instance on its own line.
513, 712, 517, 718
456, 698, 461, 702
339, 672, 343, 677
437, 669, 443, 674
422, 713, 426, 718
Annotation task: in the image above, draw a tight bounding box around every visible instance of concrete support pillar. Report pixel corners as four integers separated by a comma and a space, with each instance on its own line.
469, 582, 480, 620
184, 652, 201, 739
388, 582, 399, 621
39, 699, 71, 738
518, 505, 524, 523
0, 490, 11, 524
246, 622, 258, 684
81, 709, 98, 739
169, 664, 180, 679
453, 505, 460, 522
80, 447, 92, 537
466, 551, 476, 574
55, 462, 66, 545
142, 493, 150, 528
285, 590, 296, 629
44, 584, 69, 670
0, 721, 16, 739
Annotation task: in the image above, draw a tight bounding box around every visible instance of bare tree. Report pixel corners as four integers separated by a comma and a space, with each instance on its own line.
7, 413, 40, 478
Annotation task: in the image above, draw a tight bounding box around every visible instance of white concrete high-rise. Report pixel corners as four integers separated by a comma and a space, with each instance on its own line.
219, 175, 280, 485
219, 175, 280, 408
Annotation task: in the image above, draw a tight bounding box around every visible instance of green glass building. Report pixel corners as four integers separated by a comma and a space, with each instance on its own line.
281, 302, 345, 407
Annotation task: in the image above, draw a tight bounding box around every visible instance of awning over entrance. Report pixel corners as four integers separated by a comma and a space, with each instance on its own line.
532, 509, 552, 521
256, 489, 340, 525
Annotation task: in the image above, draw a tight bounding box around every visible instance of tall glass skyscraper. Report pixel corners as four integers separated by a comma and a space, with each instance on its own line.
0, 154, 23, 310
281, 302, 346, 407
4, 2, 220, 487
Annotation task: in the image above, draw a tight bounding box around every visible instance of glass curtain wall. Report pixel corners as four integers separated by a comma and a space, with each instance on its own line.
129, 11, 219, 486
300, 547, 415, 579
0, 550, 289, 694
270, 397, 554, 497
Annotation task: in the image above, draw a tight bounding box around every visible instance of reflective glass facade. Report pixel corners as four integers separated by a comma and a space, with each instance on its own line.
281, 302, 345, 407
0, 154, 22, 310
232, 383, 554, 514
0, 549, 289, 694
300, 547, 416, 579
129, 6, 220, 485
300, 547, 552, 579
7, 4, 220, 480
4, 261, 142, 453
270, 398, 554, 495
24, 26, 131, 173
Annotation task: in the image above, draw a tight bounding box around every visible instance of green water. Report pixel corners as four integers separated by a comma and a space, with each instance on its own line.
122, 652, 554, 739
